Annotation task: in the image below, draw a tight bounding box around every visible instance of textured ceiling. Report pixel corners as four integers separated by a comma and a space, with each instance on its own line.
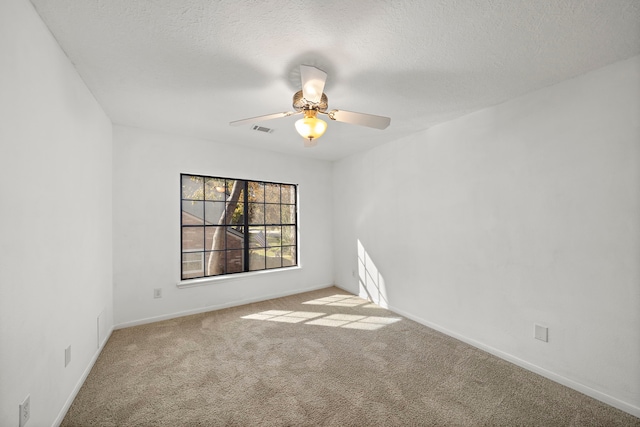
29, 0, 640, 161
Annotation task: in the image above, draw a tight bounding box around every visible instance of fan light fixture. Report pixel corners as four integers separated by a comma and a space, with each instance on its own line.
295, 110, 327, 142
230, 65, 390, 147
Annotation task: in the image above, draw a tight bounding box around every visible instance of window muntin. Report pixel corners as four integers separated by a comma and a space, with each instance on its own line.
180, 174, 297, 280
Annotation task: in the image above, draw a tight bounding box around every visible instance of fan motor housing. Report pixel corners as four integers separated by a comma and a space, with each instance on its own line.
293, 90, 328, 112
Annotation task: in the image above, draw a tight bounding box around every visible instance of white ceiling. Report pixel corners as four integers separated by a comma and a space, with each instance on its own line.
29, 0, 640, 161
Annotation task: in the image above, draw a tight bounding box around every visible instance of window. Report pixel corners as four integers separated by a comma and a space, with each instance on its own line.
180, 174, 297, 280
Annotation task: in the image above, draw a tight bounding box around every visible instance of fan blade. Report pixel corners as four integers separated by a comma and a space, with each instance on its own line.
300, 65, 327, 104
230, 111, 299, 127
326, 109, 391, 130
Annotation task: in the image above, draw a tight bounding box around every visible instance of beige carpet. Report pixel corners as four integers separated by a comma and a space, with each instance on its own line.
62, 287, 639, 426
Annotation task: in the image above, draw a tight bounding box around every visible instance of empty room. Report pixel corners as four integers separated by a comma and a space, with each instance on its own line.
1, 0, 639, 425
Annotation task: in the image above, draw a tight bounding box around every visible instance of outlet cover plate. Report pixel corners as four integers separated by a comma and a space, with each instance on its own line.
534, 324, 548, 342
19, 395, 30, 427
65, 345, 71, 367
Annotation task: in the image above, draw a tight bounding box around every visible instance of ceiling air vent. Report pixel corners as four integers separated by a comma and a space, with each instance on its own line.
252, 125, 273, 134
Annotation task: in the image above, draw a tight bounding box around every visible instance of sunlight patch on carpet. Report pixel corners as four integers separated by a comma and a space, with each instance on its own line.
241, 310, 324, 323
302, 294, 369, 307
242, 310, 401, 331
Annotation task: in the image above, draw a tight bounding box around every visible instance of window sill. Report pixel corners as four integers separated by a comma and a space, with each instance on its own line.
177, 266, 301, 289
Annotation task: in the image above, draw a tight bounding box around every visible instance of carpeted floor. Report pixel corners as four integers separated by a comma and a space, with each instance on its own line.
62, 287, 640, 426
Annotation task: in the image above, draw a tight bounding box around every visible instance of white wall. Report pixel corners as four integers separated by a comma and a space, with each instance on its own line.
333, 56, 640, 415
0, 0, 114, 426
112, 125, 333, 327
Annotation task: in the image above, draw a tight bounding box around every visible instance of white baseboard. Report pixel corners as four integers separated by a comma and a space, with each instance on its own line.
114, 283, 335, 330
388, 304, 640, 419
53, 326, 115, 427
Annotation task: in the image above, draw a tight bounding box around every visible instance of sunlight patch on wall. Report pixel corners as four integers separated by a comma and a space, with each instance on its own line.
357, 239, 389, 308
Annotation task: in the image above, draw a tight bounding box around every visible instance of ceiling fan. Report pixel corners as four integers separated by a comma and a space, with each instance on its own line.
230, 65, 391, 147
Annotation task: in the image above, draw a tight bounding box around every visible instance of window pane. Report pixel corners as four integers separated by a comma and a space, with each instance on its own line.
227, 249, 244, 273
266, 226, 281, 247
281, 185, 295, 204
204, 251, 225, 276
228, 202, 244, 225
281, 205, 295, 225
266, 247, 282, 269
248, 203, 264, 224
265, 204, 280, 224
282, 246, 296, 267
248, 182, 264, 203
204, 178, 226, 201
182, 227, 204, 252
226, 227, 244, 250
204, 201, 225, 225
282, 225, 296, 246
265, 183, 280, 203
223, 180, 245, 224
249, 226, 266, 248
227, 179, 245, 197
182, 175, 203, 200
182, 201, 204, 225
249, 248, 266, 271
205, 226, 226, 251
182, 253, 204, 279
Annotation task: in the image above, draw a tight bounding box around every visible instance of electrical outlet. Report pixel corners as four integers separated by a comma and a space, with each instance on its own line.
65, 345, 71, 367
19, 395, 30, 427
154, 288, 162, 299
